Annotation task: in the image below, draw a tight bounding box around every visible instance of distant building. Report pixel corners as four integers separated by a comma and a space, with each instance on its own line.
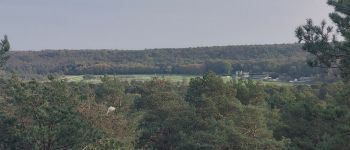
262, 76, 280, 82
235, 71, 250, 80
299, 77, 313, 82
289, 78, 298, 83
289, 77, 314, 83
263, 76, 272, 80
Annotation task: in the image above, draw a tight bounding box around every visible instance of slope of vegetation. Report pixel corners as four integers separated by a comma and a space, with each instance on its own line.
6, 44, 327, 79
1, 0, 350, 149
1, 73, 350, 149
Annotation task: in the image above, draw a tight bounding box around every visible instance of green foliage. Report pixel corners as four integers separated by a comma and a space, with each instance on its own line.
1, 68, 349, 149
266, 86, 296, 109
136, 78, 197, 149
185, 72, 287, 150
0, 112, 28, 150
95, 76, 125, 107
271, 84, 350, 150
0, 35, 10, 69
296, 0, 350, 81
205, 60, 232, 75
3, 78, 102, 149
84, 138, 124, 150
235, 79, 267, 105
234, 105, 289, 150
7, 44, 327, 80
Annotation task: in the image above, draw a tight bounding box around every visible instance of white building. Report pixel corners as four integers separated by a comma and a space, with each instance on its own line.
235, 71, 250, 80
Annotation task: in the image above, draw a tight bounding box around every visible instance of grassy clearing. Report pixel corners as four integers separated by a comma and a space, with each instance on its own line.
61, 74, 293, 86
62, 74, 198, 84
260, 80, 294, 86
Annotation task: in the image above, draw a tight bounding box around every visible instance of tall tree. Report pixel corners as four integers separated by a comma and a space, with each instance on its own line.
0, 35, 10, 69
5, 78, 101, 150
296, 0, 350, 81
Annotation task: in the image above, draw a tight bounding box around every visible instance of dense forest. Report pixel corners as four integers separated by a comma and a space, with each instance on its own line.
1, 37, 349, 149
1, 0, 350, 149
6, 44, 328, 80
1, 73, 350, 149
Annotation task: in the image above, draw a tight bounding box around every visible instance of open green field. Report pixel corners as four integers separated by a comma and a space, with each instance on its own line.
61, 74, 295, 86
62, 74, 208, 84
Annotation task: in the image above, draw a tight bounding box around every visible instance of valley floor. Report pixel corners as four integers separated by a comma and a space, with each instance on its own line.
62, 74, 297, 86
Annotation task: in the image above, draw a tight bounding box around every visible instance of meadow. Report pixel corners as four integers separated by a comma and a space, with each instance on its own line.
61, 74, 295, 86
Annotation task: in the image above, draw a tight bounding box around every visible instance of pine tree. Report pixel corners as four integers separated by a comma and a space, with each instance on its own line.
0, 35, 10, 69
296, 0, 350, 81
5, 78, 102, 150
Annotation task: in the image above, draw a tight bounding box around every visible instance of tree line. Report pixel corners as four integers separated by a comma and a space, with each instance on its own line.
1, 72, 350, 149
6, 44, 328, 79
0, 34, 350, 149
1, 0, 350, 149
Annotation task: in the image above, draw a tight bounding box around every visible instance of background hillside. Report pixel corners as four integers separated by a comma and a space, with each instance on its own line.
6, 44, 326, 79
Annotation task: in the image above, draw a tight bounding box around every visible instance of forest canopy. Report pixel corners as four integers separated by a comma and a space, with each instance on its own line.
6, 44, 328, 80
1, 0, 350, 149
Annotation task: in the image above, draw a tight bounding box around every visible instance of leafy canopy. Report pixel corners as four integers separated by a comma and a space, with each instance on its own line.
296, 0, 350, 81
0, 35, 10, 69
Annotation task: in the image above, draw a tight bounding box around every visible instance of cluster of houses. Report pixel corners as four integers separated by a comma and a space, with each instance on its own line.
235, 71, 250, 80
288, 77, 313, 83
233, 71, 314, 83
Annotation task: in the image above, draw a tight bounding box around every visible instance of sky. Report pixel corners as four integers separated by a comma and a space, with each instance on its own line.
0, 0, 333, 50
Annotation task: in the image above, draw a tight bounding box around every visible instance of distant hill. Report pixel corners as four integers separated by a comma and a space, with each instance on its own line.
6, 44, 326, 79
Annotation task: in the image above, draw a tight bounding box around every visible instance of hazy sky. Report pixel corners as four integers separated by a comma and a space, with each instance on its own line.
0, 0, 333, 50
